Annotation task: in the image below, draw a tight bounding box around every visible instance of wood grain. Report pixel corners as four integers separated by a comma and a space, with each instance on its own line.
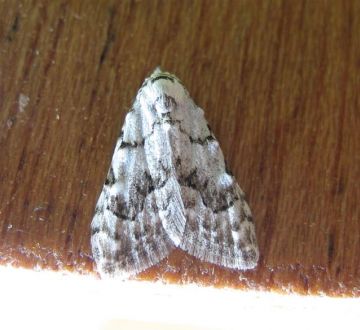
0, 0, 359, 296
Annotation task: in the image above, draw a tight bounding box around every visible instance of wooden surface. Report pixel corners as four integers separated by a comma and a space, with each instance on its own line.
0, 0, 359, 296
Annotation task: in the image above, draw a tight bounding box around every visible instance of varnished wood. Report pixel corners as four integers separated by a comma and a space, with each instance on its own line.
0, 0, 359, 295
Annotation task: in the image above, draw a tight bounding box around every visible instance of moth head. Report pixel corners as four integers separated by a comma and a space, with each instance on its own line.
137, 68, 189, 114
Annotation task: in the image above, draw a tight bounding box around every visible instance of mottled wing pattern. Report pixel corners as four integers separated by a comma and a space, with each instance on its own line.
178, 110, 259, 269
138, 69, 258, 270
91, 109, 175, 278
91, 68, 259, 278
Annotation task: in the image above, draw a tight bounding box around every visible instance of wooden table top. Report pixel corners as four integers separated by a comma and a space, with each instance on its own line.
0, 0, 359, 296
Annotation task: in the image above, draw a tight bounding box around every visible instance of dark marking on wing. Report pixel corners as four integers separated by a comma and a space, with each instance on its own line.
151, 75, 175, 83
189, 135, 215, 145
105, 167, 116, 185
119, 139, 145, 149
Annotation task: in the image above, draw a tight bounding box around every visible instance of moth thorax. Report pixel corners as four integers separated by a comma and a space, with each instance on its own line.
154, 94, 177, 114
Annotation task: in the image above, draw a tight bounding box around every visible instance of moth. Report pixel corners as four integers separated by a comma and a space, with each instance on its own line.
91, 68, 259, 278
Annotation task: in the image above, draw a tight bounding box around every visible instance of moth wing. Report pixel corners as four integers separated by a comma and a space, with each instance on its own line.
91, 110, 174, 278
179, 108, 259, 270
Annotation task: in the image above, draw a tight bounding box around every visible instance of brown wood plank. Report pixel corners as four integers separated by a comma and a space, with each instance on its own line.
0, 0, 359, 295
